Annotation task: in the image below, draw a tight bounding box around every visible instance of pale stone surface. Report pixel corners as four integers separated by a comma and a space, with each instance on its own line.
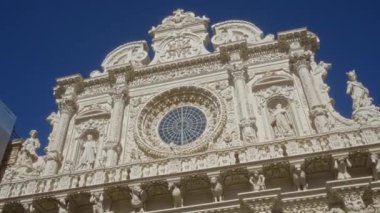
1, 9, 380, 213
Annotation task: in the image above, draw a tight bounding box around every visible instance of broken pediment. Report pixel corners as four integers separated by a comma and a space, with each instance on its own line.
211, 20, 274, 50
101, 41, 150, 71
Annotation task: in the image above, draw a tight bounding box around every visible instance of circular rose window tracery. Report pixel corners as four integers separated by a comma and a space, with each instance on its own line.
159, 106, 207, 145
135, 86, 226, 158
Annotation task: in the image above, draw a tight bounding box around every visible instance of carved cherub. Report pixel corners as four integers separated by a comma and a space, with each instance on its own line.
210, 176, 223, 202
249, 170, 266, 192
334, 158, 352, 180
168, 182, 183, 208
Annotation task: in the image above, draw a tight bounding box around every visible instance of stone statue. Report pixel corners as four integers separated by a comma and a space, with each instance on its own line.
76, 134, 97, 170
17, 130, 40, 166
90, 192, 104, 213
57, 198, 69, 213
346, 70, 374, 110
334, 158, 352, 180
168, 182, 183, 208
210, 176, 223, 202
370, 153, 380, 180
130, 185, 147, 213
292, 163, 308, 191
249, 170, 266, 192
271, 103, 294, 138
3, 130, 44, 180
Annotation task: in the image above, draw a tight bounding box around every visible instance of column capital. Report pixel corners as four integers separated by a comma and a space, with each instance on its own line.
103, 141, 121, 153
57, 98, 77, 114
109, 87, 128, 103
226, 63, 248, 82
289, 50, 313, 71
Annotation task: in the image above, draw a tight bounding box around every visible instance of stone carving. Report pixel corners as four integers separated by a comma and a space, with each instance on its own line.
3, 130, 44, 181
130, 185, 147, 213
210, 176, 223, 202
76, 133, 97, 170
270, 103, 294, 138
56, 197, 69, 213
291, 163, 308, 191
347, 70, 374, 110
211, 20, 274, 50
90, 192, 107, 213
168, 182, 183, 208
102, 41, 150, 70
370, 153, 380, 180
249, 170, 266, 191
135, 86, 226, 158
334, 158, 352, 180
346, 70, 380, 124
149, 9, 209, 64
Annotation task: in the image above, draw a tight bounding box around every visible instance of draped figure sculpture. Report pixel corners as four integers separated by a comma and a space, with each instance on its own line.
346, 70, 374, 110
17, 130, 40, 166
77, 134, 97, 170
271, 103, 294, 138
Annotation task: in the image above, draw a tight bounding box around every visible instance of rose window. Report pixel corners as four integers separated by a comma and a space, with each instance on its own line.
135, 86, 227, 158
159, 106, 207, 145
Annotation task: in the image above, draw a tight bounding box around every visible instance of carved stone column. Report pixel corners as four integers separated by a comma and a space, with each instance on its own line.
227, 63, 257, 143
104, 89, 127, 167
44, 98, 77, 176
290, 50, 329, 133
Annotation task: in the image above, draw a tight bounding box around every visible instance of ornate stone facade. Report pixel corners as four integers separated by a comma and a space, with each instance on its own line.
1, 9, 380, 213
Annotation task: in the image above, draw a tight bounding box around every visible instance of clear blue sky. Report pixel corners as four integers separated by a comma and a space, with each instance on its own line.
0, 0, 379, 150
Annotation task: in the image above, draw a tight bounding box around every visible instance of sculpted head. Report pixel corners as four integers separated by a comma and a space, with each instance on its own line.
29, 130, 38, 138
347, 70, 357, 81
86, 134, 94, 141
276, 103, 282, 109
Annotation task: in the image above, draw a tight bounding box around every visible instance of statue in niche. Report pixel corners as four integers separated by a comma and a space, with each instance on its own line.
346, 70, 374, 110
270, 103, 294, 138
334, 158, 352, 180
76, 133, 97, 170
249, 170, 266, 192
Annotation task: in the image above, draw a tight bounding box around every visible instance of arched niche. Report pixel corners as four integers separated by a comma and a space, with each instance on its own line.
251, 74, 307, 140
64, 118, 109, 173
266, 97, 298, 138
73, 129, 100, 171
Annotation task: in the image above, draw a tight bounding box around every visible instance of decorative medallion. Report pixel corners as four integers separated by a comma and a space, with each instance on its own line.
135, 86, 227, 158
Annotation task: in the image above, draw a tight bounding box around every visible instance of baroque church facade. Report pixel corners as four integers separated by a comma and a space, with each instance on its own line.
1, 9, 380, 213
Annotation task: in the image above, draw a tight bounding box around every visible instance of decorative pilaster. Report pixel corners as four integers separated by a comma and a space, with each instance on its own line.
104, 88, 128, 167
290, 49, 329, 133
227, 63, 257, 143
44, 98, 77, 176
